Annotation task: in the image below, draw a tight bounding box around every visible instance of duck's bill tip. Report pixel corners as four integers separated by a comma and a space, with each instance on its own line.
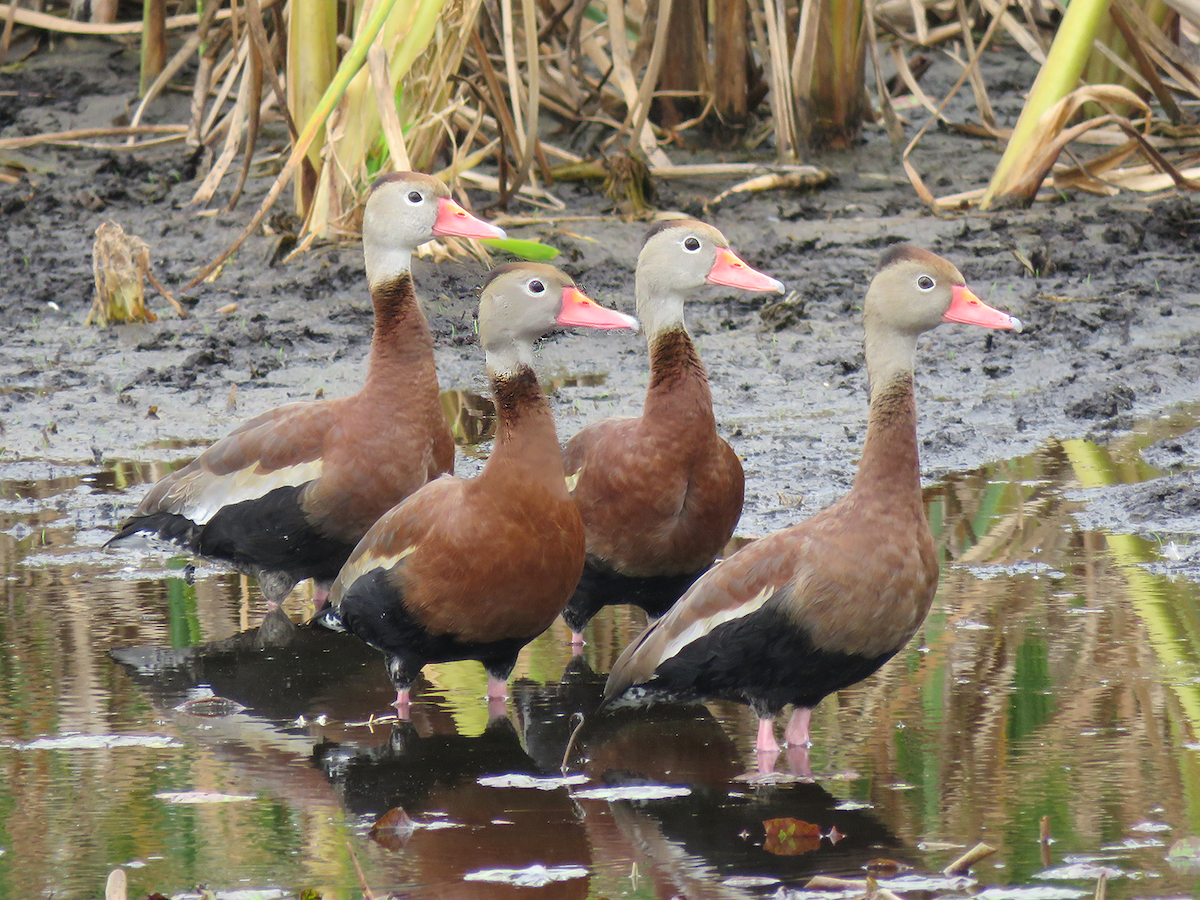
432, 197, 507, 240
943, 285, 1022, 331
556, 286, 639, 331
707, 248, 785, 294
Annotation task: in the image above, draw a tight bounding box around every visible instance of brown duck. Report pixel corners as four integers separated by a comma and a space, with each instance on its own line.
109, 173, 505, 608
561, 219, 784, 643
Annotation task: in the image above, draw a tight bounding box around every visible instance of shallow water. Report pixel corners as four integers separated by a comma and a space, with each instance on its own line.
3, 414, 1200, 899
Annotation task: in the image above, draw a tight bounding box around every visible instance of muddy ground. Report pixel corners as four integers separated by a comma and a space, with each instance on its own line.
3, 36, 1200, 572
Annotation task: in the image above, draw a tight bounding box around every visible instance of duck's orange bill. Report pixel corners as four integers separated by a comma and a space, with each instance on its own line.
556, 287, 640, 331
432, 197, 508, 240
706, 248, 786, 294
943, 285, 1023, 332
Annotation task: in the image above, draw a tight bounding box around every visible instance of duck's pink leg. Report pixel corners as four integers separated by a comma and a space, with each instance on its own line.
393, 688, 411, 720
756, 716, 780, 754
784, 707, 812, 747
786, 743, 813, 778
312, 585, 330, 612
486, 675, 508, 701
570, 631, 585, 652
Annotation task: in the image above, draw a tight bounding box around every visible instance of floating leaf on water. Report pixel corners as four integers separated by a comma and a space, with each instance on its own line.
1035, 863, 1123, 881
369, 807, 415, 852
722, 875, 781, 887
919, 840, 967, 852
1167, 836, 1200, 871
572, 785, 691, 801
1133, 821, 1172, 833
835, 800, 873, 811
1161, 835, 1200, 854
763, 817, 821, 856
1100, 838, 1163, 850
174, 696, 245, 718
8, 733, 183, 751
880, 874, 976, 892
154, 791, 257, 804
974, 888, 1088, 900
479, 238, 561, 261
866, 858, 906, 876
477, 773, 590, 790
463, 864, 589, 886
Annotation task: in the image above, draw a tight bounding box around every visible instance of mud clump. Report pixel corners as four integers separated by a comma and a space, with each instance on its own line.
1066, 385, 1135, 420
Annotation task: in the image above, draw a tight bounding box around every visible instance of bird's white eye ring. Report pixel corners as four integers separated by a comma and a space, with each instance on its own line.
528, 279, 545, 294
683, 236, 701, 252
407, 190, 423, 204
917, 275, 935, 291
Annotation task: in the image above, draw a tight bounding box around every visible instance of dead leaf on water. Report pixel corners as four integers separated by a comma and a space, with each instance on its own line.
369, 806, 415, 851
762, 817, 821, 856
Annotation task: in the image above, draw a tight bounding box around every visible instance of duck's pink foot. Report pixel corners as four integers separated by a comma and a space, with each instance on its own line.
486, 675, 508, 702
569, 631, 585, 651
755, 747, 781, 776
265, 599, 281, 612
392, 688, 412, 720
784, 707, 812, 748
755, 716, 781, 754
786, 743, 813, 778
312, 585, 330, 612
487, 694, 508, 720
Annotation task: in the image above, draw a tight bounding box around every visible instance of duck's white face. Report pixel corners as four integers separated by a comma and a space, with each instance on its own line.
865, 246, 1021, 337
479, 263, 638, 375
639, 219, 785, 295
361, 173, 505, 286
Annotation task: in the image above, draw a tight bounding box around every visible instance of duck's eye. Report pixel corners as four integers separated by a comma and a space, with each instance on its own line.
683, 237, 701, 252
528, 279, 545, 294
917, 275, 936, 291
407, 190, 423, 204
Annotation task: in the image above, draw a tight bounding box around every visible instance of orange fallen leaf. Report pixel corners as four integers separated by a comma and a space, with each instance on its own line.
763, 817, 821, 856
370, 807, 415, 852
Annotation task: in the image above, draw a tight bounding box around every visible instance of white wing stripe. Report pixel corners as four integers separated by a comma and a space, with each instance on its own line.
655, 585, 776, 667
165, 461, 324, 524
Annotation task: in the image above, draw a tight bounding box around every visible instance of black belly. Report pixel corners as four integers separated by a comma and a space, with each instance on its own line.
562, 556, 706, 632
635, 604, 897, 718
114, 483, 357, 584
335, 567, 530, 687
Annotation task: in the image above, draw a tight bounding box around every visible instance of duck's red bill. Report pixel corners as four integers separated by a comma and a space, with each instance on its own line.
943, 285, 1023, 332
556, 287, 639, 331
706, 248, 785, 294
432, 197, 507, 240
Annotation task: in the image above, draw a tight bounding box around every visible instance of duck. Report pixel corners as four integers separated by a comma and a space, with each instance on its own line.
603, 245, 1022, 757
318, 263, 638, 716
108, 172, 506, 609
560, 219, 784, 644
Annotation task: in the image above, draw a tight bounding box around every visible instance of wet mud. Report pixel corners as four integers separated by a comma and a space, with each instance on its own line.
3, 39, 1200, 551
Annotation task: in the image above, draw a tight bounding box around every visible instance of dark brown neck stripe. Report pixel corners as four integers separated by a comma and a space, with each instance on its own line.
649, 328, 705, 390
492, 365, 545, 425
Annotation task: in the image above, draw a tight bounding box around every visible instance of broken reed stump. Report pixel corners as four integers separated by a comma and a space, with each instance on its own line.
87, 221, 187, 326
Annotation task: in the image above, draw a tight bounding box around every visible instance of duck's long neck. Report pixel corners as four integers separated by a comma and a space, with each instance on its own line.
482, 362, 568, 496
853, 327, 921, 507
637, 277, 714, 430
362, 271, 437, 394
643, 328, 714, 428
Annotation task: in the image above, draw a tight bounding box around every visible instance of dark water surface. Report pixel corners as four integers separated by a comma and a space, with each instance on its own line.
3, 411, 1200, 899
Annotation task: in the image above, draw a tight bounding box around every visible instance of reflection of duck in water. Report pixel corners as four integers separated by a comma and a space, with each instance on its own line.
109, 608, 396, 724
573, 702, 906, 893
314, 718, 591, 899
